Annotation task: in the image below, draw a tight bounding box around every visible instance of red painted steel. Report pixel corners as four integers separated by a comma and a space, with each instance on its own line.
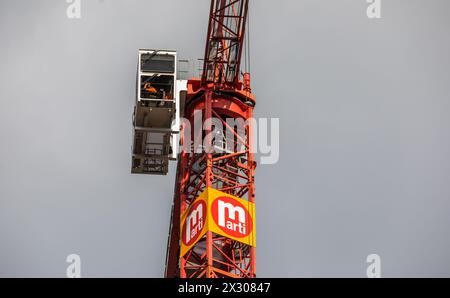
165, 0, 256, 278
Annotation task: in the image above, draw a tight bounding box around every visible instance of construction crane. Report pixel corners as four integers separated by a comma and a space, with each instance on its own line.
131, 0, 256, 278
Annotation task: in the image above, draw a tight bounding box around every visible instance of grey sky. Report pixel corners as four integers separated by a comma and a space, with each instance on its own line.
0, 0, 449, 277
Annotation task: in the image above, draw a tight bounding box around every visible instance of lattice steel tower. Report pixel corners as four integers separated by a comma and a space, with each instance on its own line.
131, 0, 256, 278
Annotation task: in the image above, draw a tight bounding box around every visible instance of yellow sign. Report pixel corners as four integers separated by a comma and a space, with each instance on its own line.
180, 188, 256, 257
179, 193, 208, 257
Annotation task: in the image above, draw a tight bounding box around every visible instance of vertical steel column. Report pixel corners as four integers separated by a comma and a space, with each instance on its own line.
204, 90, 214, 278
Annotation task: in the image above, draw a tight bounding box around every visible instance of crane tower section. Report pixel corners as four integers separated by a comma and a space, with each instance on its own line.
165, 0, 257, 278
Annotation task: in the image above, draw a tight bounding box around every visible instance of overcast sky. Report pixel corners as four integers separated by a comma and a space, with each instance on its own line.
1, 0, 450, 277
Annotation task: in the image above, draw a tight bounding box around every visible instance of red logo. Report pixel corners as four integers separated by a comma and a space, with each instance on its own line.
181, 200, 206, 246
211, 196, 252, 238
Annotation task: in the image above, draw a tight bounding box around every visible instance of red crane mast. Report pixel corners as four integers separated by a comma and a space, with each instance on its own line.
165, 0, 256, 278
